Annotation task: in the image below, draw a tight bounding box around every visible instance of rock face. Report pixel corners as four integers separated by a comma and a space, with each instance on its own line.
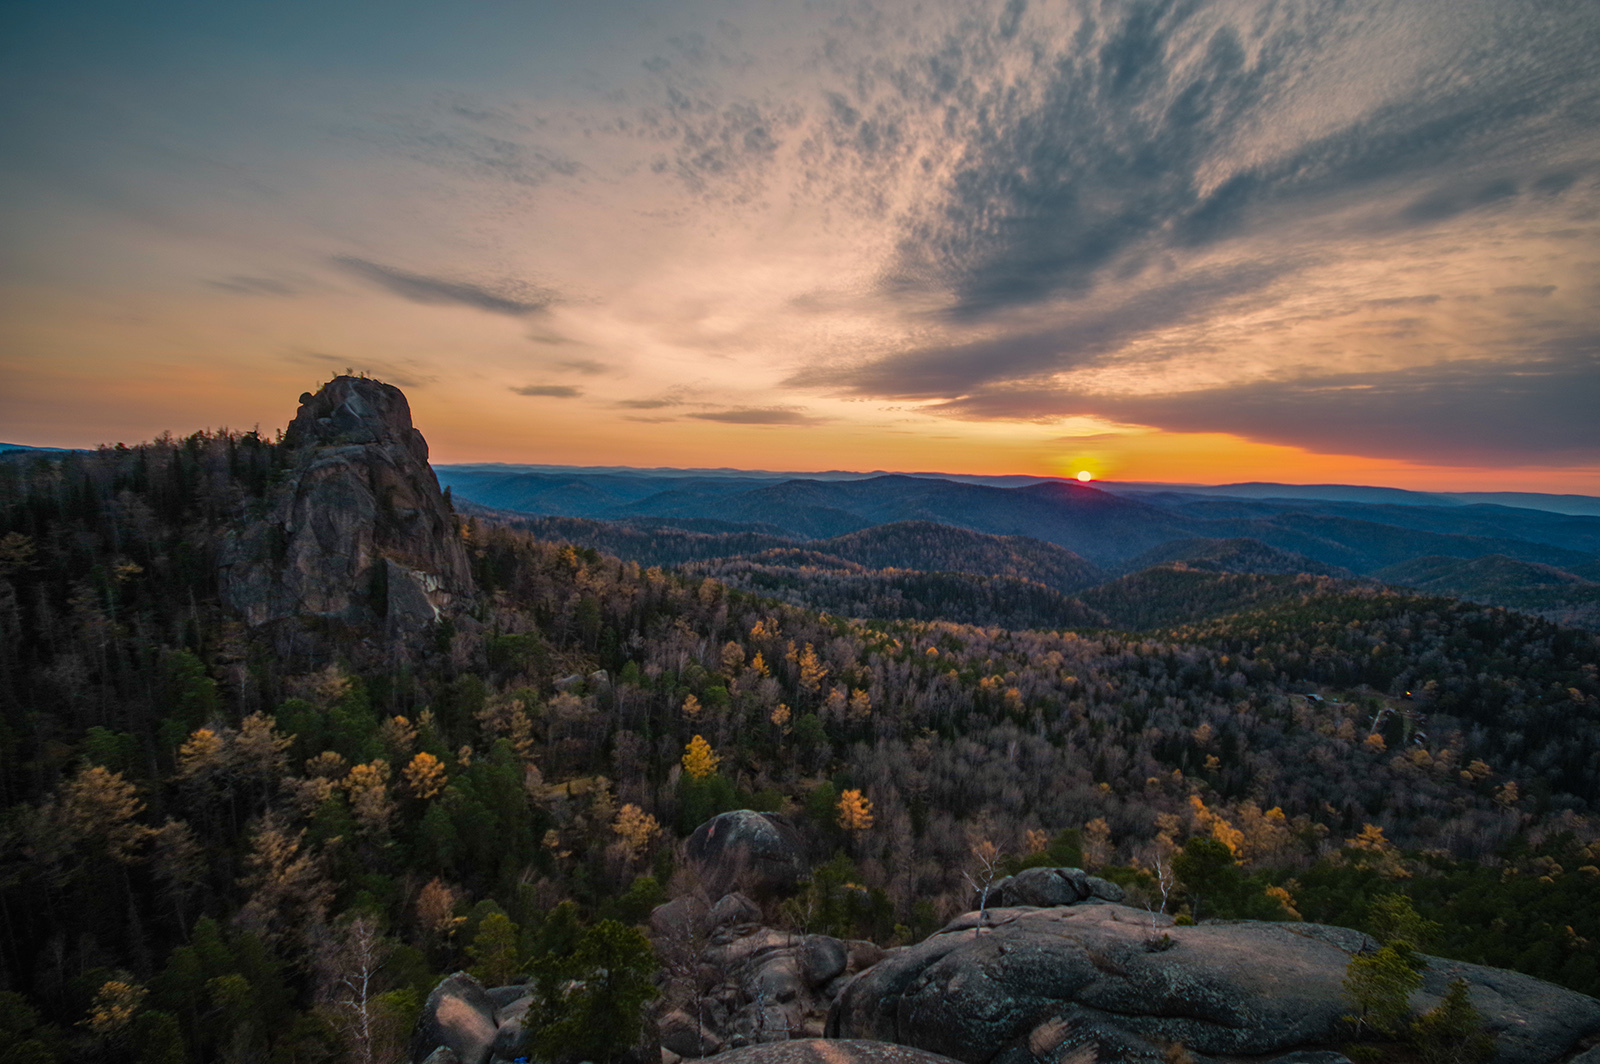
410, 972, 499, 1064
651, 891, 882, 1051
978, 867, 1125, 910
685, 810, 808, 900
220, 376, 473, 636
411, 973, 659, 1064
827, 903, 1600, 1064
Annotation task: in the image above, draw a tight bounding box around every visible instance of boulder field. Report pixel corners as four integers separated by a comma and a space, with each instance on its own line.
409, 817, 1600, 1064
828, 902, 1600, 1064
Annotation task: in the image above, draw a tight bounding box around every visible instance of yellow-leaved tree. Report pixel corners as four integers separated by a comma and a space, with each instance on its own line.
798, 643, 829, 694
682, 735, 720, 780
836, 789, 874, 833
612, 803, 661, 861
402, 752, 448, 800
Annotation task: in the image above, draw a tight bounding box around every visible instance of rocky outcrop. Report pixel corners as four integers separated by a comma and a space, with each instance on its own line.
411, 973, 660, 1064
220, 376, 473, 637
827, 903, 1600, 1064
651, 892, 883, 1052
685, 810, 808, 900
410, 972, 500, 1064
691, 1040, 965, 1064
977, 866, 1125, 910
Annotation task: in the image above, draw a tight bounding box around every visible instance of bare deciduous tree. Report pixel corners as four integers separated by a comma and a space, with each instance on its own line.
317, 916, 401, 1064
963, 838, 1004, 934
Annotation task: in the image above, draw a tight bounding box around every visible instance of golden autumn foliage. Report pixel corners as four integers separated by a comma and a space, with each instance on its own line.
1348, 823, 1393, 853
306, 750, 349, 779
402, 751, 448, 799
798, 643, 828, 693
836, 788, 874, 833
344, 760, 395, 833
176, 728, 225, 780
236, 712, 292, 772
416, 877, 466, 942
1265, 885, 1301, 920
1188, 795, 1244, 857
682, 735, 720, 779
80, 980, 146, 1037
54, 764, 153, 864
236, 812, 333, 948
379, 715, 418, 758
612, 803, 661, 859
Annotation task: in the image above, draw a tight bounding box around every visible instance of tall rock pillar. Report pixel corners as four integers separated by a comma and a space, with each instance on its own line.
221, 376, 475, 638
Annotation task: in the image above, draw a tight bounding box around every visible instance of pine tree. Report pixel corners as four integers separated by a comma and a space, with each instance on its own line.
468, 912, 521, 987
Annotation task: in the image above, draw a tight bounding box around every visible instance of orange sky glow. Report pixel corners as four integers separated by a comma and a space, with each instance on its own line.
1, 0, 1595, 497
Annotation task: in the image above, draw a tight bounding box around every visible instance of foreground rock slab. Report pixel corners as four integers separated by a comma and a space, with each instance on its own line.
827, 903, 1600, 1064
652, 891, 883, 1051
706, 1039, 967, 1064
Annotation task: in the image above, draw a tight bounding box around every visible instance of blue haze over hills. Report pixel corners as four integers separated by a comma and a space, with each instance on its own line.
436, 464, 1600, 630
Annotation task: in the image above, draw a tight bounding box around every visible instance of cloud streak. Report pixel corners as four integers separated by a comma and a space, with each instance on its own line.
688, 407, 825, 425
333, 257, 551, 316
934, 344, 1600, 465
511, 384, 582, 398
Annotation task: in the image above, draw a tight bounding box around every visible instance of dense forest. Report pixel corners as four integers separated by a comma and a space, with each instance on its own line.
2, 419, 1600, 1063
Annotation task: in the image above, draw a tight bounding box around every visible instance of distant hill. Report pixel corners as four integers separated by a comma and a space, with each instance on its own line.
687, 556, 1109, 630
475, 512, 795, 565
443, 467, 1600, 573
1122, 537, 1352, 578
1078, 566, 1347, 631
479, 513, 1106, 592
443, 467, 1600, 628
1372, 554, 1600, 629
802, 521, 1105, 592
1106, 481, 1600, 517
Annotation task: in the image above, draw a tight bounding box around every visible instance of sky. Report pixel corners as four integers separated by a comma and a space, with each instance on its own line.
1, 0, 1597, 492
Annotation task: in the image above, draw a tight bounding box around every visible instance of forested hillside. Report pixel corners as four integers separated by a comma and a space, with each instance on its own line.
2, 384, 1600, 1062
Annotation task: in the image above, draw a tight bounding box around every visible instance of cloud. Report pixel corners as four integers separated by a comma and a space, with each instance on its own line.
826, 0, 1598, 319
333, 257, 550, 316
511, 384, 583, 398
1495, 285, 1558, 297
617, 398, 684, 409
688, 407, 825, 425
555, 359, 611, 375
933, 344, 1600, 466
209, 275, 297, 296
793, 262, 1282, 398
378, 112, 583, 190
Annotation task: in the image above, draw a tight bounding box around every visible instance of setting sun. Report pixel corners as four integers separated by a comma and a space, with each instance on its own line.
1076, 470, 1094, 483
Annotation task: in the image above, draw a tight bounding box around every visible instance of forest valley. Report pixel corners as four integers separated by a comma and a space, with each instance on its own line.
1, 387, 1599, 1063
